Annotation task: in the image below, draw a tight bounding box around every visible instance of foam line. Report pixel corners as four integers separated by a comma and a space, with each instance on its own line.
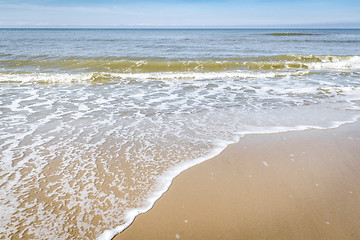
97, 115, 360, 240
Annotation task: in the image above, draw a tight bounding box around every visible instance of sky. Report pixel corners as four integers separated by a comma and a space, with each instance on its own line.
0, 0, 359, 28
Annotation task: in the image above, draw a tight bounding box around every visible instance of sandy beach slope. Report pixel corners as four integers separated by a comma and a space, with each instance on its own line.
114, 121, 360, 240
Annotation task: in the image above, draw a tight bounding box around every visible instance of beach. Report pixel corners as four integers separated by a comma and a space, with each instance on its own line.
116, 120, 360, 240
1, 29, 360, 239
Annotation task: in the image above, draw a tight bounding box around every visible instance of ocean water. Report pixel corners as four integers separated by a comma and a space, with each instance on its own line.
1, 29, 360, 239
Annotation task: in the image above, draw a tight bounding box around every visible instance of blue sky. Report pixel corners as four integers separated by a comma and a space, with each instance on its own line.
0, 0, 359, 27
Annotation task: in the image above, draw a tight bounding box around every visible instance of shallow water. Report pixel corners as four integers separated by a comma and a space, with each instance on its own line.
1, 29, 360, 239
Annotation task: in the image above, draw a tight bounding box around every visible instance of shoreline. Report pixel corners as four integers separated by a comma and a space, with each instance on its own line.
113, 120, 360, 240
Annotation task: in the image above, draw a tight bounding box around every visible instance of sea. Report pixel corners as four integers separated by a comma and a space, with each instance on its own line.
1, 29, 360, 239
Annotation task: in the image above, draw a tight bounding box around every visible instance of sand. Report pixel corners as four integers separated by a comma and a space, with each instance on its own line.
114, 121, 360, 240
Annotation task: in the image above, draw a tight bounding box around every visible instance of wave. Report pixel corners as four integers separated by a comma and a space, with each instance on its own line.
0, 71, 312, 84
265, 33, 321, 36
1, 55, 360, 74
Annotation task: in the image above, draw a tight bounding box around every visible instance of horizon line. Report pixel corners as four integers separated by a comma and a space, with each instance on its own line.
1, 26, 360, 30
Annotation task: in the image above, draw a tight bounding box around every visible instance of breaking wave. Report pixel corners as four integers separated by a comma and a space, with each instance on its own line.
0, 55, 359, 76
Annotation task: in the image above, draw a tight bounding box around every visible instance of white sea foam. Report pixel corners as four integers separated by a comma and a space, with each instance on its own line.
111, 70, 309, 80
1, 65, 360, 240
0, 71, 309, 84
308, 56, 360, 71
97, 141, 232, 240
0, 73, 93, 84
97, 113, 360, 240
98, 100, 360, 240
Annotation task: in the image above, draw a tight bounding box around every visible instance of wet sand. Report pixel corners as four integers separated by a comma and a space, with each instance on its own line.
114, 121, 360, 240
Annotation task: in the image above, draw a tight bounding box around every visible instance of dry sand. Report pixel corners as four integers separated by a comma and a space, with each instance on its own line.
114, 121, 360, 240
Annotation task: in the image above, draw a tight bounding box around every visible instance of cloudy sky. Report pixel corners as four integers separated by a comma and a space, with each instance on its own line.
0, 0, 359, 28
